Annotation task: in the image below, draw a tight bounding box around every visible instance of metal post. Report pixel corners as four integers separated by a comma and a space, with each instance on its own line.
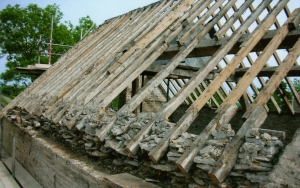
12, 137, 16, 178
38, 35, 42, 64
48, 15, 54, 65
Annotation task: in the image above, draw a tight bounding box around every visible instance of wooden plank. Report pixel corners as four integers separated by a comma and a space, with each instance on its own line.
217, 6, 299, 113
208, 106, 267, 183
158, 28, 300, 60
233, 65, 300, 77
243, 37, 300, 118
174, 104, 238, 173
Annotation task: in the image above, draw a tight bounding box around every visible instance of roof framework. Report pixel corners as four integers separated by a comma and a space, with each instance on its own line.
2, 0, 300, 184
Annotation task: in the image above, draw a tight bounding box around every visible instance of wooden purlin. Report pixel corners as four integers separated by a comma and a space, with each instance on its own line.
243, 36, 300, 118
217, 4, 298, 113
121, 0, 233, 115
127, 0, 278, 156
150, 0, 287, 167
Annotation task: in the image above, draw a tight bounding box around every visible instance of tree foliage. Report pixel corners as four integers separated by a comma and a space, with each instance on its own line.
0, 3, 96, 98
293, 78, 300, 93
254, 81, 292, 111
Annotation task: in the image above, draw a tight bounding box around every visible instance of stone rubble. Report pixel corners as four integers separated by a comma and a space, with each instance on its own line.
166, 132, 197, 162
232, 128, 284, 184
5, 108, 288, 187
106, 111, 155, 153
193, 123, 235, 172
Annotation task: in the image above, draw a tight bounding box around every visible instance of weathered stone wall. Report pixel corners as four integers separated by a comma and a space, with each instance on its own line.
266, 128, 300, 187
1, 117, 112, 188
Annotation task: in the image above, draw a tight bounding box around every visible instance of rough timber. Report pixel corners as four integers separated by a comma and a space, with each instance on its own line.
2, 0, 300, 187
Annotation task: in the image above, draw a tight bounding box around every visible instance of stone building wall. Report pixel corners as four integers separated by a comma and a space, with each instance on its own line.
1, 117, 112, 188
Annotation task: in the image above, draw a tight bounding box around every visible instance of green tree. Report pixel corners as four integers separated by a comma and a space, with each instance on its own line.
0, 4, 96, 98
254, 81, 292, 111
293, 78, 300, 92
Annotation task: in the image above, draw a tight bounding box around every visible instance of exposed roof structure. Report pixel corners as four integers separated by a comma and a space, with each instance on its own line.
2, 0, 300, 184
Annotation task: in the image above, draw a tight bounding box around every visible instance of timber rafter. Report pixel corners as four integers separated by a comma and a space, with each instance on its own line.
4, 0, 300, 185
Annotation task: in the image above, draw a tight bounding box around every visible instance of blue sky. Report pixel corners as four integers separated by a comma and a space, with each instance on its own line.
0, 0, 299, 75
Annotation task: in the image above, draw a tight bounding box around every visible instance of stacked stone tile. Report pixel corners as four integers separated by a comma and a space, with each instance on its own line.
139, 117, 175, 152
235, 128, 283, 171
231, 128, 284, 184
105, 111, 155, 154
166, 132, 197, 162
5, 108, 287, 186
193, 124, 235, 171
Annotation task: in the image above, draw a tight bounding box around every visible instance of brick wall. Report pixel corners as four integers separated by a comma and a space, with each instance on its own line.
1, 117, 112, 188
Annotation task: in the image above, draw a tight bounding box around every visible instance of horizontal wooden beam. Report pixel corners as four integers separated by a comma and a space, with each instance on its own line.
143, 64, 300, 81
158, 28, 300, 60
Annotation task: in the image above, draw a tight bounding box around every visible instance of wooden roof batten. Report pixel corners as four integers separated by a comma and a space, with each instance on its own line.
2, 0, 300, 185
